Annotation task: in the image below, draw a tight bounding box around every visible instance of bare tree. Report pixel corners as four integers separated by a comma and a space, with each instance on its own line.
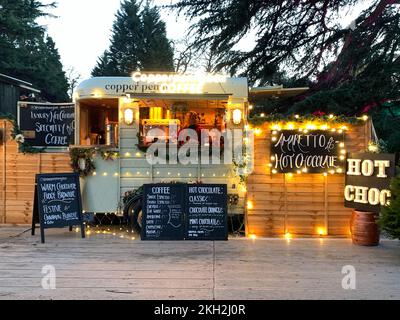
66, 67, 81, 100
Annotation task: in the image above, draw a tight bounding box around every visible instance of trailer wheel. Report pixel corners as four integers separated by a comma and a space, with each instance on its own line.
124, 195, 143, 233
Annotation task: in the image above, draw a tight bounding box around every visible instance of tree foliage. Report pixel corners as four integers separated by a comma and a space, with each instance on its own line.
380, 171, 400, 239
92, 0, 174, 77
0, 0, 69, 102
170, 0, 400, 151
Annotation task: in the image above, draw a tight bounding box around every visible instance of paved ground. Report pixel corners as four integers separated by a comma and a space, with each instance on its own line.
0, 226, 399, 300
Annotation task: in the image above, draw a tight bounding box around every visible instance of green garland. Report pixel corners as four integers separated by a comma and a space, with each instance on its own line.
0, 113, 43, 154
70, 147, 120, 177
70, 148, 96, 177
248, 114, 365, 126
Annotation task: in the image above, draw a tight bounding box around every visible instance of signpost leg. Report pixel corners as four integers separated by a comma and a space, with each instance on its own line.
31, 219, 35, 236
40, 225, 45, 244
80, 223, 86, 239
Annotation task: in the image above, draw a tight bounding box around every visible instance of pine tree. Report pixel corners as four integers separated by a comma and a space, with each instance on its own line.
380, 172, 400, 239
92, 51, 115, 77
0, 0, 69, 102
140, 3, 174, 71
92, 0, 174, 76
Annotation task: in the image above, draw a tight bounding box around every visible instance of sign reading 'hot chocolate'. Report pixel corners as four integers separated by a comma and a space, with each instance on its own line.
270, 130, 344, 173
344, 153, 397, 213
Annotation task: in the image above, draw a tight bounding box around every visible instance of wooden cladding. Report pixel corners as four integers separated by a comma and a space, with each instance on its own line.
0, 120, 72, 224
246, 121, 371, 237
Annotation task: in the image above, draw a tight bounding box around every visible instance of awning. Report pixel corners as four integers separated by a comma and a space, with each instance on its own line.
249, 86, 309, 99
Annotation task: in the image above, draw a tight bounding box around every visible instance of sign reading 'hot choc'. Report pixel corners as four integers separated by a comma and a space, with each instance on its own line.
344, 153, 397, 213
270, 130, 344, 173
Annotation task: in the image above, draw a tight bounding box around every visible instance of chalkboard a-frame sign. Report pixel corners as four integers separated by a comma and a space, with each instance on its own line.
141, 184, 186, 240
31, 173, 85, 243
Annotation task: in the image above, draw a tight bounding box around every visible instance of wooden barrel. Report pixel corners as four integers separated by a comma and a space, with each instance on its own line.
350, 211, 380, 246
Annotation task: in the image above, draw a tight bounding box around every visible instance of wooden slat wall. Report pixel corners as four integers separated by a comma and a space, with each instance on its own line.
0, 119, 72, 224
247, 121, 371, 237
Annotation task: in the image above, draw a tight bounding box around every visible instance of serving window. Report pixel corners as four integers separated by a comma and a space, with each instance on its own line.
78, 98, 119, 147
136, 99, 228, 148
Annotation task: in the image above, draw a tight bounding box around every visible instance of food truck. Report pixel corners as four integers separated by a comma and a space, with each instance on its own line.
72, 72, 250, 229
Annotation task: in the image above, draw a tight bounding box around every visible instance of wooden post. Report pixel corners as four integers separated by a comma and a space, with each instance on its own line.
283, 173, 287, 234
1, 121, 6, 224
324, 174, 329, 235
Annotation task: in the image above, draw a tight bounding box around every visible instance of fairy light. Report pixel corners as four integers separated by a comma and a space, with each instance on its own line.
317, 228, 326, 236
92, 171, 97, 176
247, 200, 254, 210
272, 124, 281, 131
362, 115, 369, 121
260, 113, 265, 117
284, 232, 292, 240
329, 114, 334, 119
295, 114, 300, 119
125, 152, 131, 157
103, 172, 108, 176
272, 169, 277, 174
320, 124, 328, 130
249, 105, 253, 110
249, 234, 257, 240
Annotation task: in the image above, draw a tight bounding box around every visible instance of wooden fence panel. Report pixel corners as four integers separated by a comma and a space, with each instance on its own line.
0, 119, 72, 224
247, 121, 371, 237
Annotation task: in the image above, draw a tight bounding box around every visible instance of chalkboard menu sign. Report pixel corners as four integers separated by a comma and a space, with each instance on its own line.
344, 153, 397, 213
18, 102, 75, 147
270, 130, 344, 173
141, 184, 185, 240
141, 183, 228, 241
32, 173, 85, 243
185, 184, 228, 240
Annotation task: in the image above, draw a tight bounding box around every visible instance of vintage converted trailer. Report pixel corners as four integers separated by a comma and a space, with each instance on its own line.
73, 73, 249, 227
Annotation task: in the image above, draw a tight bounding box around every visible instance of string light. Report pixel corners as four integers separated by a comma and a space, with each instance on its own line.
260, 113, 265, 117
254, 128, 262, 136
317, 228, 326, 236
247, 200, 254, 210
362, 115, 369, 121
249, 234, 257, 240
284, 232, 292, 240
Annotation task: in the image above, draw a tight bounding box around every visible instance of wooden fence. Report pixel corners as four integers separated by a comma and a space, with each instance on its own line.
246, 120, 371, 237
0, 119, 72, 224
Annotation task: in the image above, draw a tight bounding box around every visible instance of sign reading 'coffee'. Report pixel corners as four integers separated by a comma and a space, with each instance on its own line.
344, 153, 397, 213
141, 184, 185, 240
18, 102, 75, 147
270, 130, 344, 173
141, 183, 228, 241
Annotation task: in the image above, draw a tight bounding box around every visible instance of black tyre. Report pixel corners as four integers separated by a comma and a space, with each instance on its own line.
124, 195, 143, 233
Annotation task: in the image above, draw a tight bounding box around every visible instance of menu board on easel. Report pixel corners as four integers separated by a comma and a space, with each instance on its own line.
141, 184, 185, 240
141, 183, 228, 241
32, 173, 85, 243
185, 184, 228, 240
